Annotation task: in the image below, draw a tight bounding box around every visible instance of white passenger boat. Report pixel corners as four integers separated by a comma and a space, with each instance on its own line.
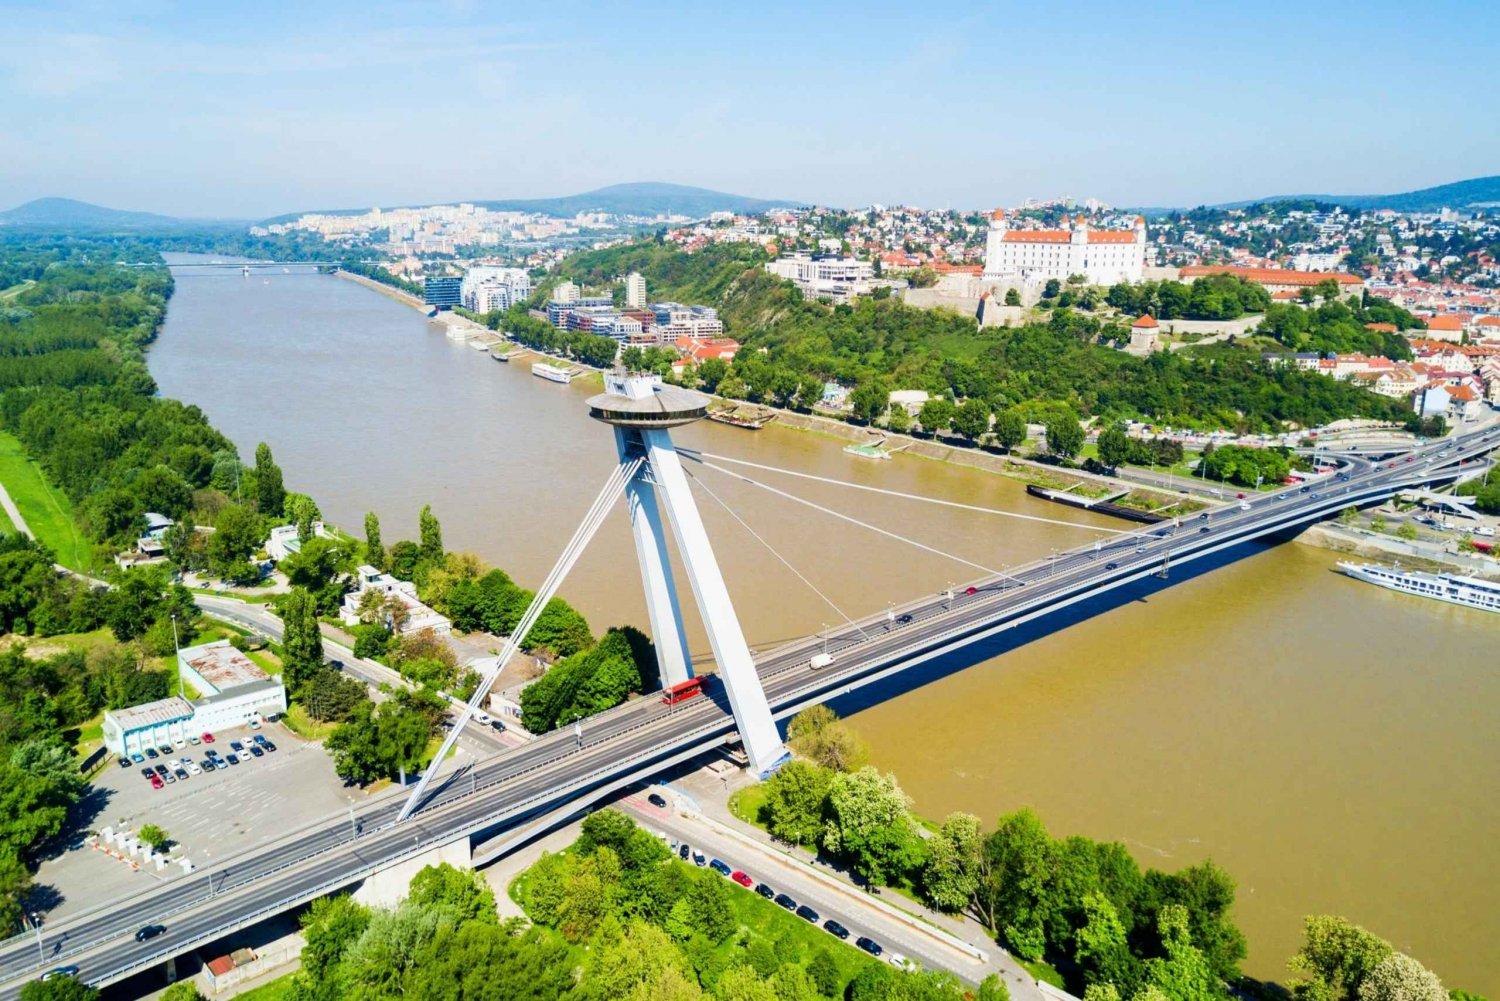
1336, 562, 1500, 613
531, 362, 574, 384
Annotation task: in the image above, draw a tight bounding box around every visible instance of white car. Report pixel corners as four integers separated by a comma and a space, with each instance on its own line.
886, 953, 918, 972
474, 713, 493, 725
186, 761, 201, 775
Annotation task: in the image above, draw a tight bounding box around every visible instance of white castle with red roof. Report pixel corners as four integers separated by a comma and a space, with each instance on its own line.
983, 209, 1147, 286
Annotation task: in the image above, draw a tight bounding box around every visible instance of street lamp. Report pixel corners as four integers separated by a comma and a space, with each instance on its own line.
28, 912, 42, 963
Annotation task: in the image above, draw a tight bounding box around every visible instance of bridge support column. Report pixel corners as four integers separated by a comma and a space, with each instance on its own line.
615, 426, 692, 689
352, 836, 473, 910
640, 429, 788, 778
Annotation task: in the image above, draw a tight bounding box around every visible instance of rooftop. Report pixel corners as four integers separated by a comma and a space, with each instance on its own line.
587, 373, 709, 428
179, 640, 269, 694
106, 696, 194, 733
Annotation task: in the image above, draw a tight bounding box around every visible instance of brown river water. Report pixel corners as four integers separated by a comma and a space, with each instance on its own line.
149, 257, 1499, 990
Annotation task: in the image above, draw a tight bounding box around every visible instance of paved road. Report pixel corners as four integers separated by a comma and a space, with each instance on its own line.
4, 426, 1497, 996
0, 478, 31, 538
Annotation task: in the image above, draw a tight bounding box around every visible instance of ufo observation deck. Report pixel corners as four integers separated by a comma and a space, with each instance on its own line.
587, 374, 709, 429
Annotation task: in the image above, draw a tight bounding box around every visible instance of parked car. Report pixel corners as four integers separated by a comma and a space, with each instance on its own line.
225, 754, 239, 766
230, 741, 244, 752
822, 919, 849, 939
201, 733, 215, 744
730, 871, 753, 888
140, 767, 154, 779
188, 736, 200, 746
647, 792, 668, 808
144, 748, 158, 760
855, 936, 883, 956
253, 734, 269, 746
708, 859, 731, 877
186, 761, 201, 775
261, 741, 277, 753
130, 753, 144, 764
161, 772, 175, 784
248, 745, 263, 758
755, 883, 775, 899
887, 953, 918, 972
149, 775, 163, 790
773, 893, 796, 911
153, 764, 168, 776
795, 904, 819, 923
678, 844, 690, 861
201, 759, 216, 772
117, 757, 131, 769
174, 768, 188, 780
691, 851, 706, 867
134, 924, 165, 942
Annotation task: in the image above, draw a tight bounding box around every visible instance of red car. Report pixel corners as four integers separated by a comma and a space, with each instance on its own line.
731, 871, 753, 888
964, 586, 978, 595
201, 733, 215, 744
149, 774, 164, 790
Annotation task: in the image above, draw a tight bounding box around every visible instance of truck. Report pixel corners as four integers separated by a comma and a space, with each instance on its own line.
810, 652, 835, 670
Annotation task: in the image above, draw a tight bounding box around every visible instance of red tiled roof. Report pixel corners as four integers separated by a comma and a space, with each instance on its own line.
1425, 315, 1463, 331
1180, 265, 1363, 286
1000, 228, 1138, 245
206, 956, 236, 977
1132, 314, 1159, 329
1364, 322, 1397, 333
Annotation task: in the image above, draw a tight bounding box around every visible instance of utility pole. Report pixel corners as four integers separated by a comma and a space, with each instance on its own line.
28, 912, 42, 963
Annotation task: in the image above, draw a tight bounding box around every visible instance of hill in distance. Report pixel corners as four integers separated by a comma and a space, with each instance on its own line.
0, 196, 190, 229
1219, 174, 1500, 213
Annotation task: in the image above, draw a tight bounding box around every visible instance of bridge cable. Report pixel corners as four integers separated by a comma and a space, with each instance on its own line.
396, 457, 642, 823
684, 467, 870, 641
678, 449, 1133, 536
687, 455, 1007, 579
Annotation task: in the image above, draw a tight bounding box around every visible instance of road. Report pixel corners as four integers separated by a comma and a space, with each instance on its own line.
3, 426, 1497, 996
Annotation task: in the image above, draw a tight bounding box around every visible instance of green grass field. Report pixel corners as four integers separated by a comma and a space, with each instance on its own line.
0, 280, 35, 302
0, 430, 90, 569
226, 972, 296, 1001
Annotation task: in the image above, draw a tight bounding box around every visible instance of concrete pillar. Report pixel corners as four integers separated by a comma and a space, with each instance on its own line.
641, 430, 787, 777
615, 426, 692, 688
352, 836, 473, 909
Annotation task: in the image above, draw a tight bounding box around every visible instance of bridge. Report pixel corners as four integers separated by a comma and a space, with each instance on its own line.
117, 260, 346, 269
2, 394, 1495, 995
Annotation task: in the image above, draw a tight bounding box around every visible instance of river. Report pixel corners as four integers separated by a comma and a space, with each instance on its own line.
149, 256, 1499, 991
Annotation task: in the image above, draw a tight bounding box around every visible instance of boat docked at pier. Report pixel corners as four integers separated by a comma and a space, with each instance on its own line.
531, 361, 575, 384
1336, 561, 1500, 613
706, 406, 774, 430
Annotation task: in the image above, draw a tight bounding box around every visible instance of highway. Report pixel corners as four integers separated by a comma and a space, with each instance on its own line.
3, 426, 1496, 996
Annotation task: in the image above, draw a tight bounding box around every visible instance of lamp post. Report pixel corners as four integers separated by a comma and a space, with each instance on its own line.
28, 912, 42, 964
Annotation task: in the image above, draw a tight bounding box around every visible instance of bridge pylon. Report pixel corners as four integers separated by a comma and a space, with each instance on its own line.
588, 373, 789, 777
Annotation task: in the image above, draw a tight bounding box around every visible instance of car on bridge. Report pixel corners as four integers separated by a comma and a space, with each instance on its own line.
39, 965, 80, 982
134, 924, 166, 942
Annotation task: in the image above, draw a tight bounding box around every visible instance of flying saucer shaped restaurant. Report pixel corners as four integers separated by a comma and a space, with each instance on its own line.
587, 372, 710, 428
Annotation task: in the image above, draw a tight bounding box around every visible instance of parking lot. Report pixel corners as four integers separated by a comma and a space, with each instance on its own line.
35, 720, 360, 922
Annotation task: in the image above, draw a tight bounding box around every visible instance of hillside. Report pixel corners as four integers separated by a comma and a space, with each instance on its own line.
1224, 174, 1500, 212
0, 196, 184, 229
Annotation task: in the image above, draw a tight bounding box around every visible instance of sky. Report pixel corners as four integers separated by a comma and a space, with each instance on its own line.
1, 0, 1496, 219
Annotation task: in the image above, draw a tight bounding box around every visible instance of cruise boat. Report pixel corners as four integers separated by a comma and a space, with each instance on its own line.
531, 362, 575, 384
1336, 562, 1500, 613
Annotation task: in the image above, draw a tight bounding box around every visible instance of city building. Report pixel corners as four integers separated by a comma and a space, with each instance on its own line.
340, 565, 452, 636
765, 253, 879, 301
461, 266, 531, 313
983, 211, 1147, 285
652, 302, 724, 341
1177, 265, 1364, 300
552, 280, 581, 304
265, 522, 335, 562
422, 276, 462, 310
102, 640, 288, 755
625, 271, 647, 308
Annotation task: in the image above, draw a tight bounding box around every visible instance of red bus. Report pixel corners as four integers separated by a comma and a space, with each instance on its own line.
662, 676, 706, 705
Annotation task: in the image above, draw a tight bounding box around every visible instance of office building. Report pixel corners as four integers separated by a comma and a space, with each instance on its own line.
423, 276, 463, 310
625, 271, 647, 308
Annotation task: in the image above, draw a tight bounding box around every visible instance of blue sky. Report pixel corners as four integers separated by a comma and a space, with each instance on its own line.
0, 0, 1495, 218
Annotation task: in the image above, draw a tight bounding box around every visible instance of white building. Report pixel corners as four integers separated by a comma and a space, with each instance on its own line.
340, 565, 451, 636
265, 522, 335, 562
625, 271, 647, 308
983, 211, 1146, 285
102, 641, 287, 755
765, 253, 878, 301
551, 280, 580, 304
461, 266, 531, 313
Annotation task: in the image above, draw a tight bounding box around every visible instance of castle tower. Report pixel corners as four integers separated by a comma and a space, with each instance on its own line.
587, 373, 789, 777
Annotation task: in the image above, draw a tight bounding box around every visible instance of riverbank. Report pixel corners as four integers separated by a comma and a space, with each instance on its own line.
1296, 521, 1500, 578
333, 267, 425, 308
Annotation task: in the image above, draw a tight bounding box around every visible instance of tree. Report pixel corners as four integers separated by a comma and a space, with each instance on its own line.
992, 409, 1028, 451
807, 949, 840, 997
951, 399, 992, 443
159, 983, 204, 1001
254, 442, 285, 517
138, 823, 170, 852
1290, 916, 1395, 1001
978, 974, 1011, 1001
887, 404, 912, 433
525, 597, 593, 658
1141, 905, 1219, 1001
1356, 954, 1446, 1001
418, 504, 444, 566
301, 668, 370, 722
786, 706, 867, 772
686, 867, 737, 943
278, 587, 324, 692
18, 978, 98, 1001
918, 398, 956, 435
363, 511, 385, 570
408, 862, 498, 924
1045, 417, 1084, 460
849, 382, 889, 424
922, 812, 983, 913
1004, 288, 1022, 307
1075, 892, 1141, 996
1043, 278, 1062, 299
822, 766, 926, 886
1097, 426, 1132, 470
763, 760, 833, 847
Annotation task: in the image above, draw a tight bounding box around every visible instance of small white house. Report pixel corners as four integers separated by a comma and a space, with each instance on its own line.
339, 565, 451, 636
264, 522, 335, 561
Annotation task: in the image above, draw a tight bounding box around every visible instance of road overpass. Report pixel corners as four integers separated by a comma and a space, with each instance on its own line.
3, 427, 1497, 996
